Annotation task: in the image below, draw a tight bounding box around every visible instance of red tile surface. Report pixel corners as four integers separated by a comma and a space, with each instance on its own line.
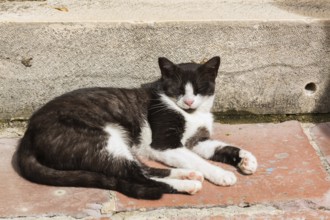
0, 139, 110, 218
311, 122, 330, 164
114, 121, 330, 211
1, 121, 329, 218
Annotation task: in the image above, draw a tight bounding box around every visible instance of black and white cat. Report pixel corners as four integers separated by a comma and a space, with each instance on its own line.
17, 56, 257, 200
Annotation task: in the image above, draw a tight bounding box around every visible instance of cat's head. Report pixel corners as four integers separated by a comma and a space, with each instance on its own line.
158, 56, 220, 112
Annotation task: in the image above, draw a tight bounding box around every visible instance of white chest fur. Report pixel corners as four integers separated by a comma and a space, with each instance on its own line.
135, 112, 213, 158
159, 93, 215, 147
181, 111, 213, 146
135, 94, 215, 157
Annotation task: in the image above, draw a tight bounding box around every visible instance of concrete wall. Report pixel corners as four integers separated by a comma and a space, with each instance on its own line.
0, 1, 329, 120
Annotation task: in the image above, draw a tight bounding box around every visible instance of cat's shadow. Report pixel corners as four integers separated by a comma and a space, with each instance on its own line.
11, 148, 23, 177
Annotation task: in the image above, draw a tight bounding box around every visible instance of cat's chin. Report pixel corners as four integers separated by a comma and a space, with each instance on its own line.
178, 105, 197, 113
184, 108, 196, 113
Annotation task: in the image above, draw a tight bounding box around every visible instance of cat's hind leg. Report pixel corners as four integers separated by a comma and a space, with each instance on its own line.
147, 147, 237, 186
142, 167, 203, 194
97, 156, 203, 197
191, 140, 258, 175
103, 124, 202, 195
145, 167, 204, 182
151, 178, 202, 195
168, 169, 204, 182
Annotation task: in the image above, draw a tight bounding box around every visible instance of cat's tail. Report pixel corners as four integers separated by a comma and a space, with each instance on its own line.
16, 130, 165, 200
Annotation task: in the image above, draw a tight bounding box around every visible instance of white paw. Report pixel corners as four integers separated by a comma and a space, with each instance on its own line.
208, 170, 237, 186
152, 178, 202, 195
238, 150, 258, 174
184, 180, 202, 194
170, 179, 202, 194
169, 169, 204, 182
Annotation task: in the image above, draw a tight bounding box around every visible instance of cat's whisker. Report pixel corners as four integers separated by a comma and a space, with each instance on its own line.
174, 74, 182, 85
148, 104, 167, 111
150, 107, 168, 115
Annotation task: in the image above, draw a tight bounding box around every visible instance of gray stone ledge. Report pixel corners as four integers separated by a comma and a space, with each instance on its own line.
0, 1, 329, 119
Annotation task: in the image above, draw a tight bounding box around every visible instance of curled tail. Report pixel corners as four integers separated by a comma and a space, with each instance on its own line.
16, 131, 165, 200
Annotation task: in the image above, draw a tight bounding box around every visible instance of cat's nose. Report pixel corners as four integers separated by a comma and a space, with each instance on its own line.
184, 99, 194, 107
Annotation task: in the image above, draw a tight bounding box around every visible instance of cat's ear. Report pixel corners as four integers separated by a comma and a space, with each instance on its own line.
200, 56, 221, 80
158, 57, 175, 78
204, 56, 221, 71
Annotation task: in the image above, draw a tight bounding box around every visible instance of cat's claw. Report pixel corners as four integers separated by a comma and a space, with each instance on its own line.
208, 170, 237, 186
238, 150, 258, 175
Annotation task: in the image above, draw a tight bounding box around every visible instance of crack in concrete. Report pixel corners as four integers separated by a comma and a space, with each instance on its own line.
3, 199, 329, 220
106, 197, 330, 219
109, 204, 283, 220
271, 198, 330, 214
0, 215, 78, 220
221, 62, 320, 75
301, 123, 330, 176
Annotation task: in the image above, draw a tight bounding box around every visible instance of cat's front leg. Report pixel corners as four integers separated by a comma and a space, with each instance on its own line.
191, 140, 258, 175
149, 147, 237, 186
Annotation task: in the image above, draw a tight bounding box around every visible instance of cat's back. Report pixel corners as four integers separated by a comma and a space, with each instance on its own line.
29, 87, 151, 129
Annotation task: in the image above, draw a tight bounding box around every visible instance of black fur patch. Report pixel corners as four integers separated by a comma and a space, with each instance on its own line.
148, 93, 185, 150
185, 127, 210, 149
210, 146, 242, 166
144, 167, 172, 178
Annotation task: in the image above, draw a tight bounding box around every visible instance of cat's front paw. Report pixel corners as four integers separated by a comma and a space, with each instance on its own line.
238, 150, 258, 175
208, 170, 237, 186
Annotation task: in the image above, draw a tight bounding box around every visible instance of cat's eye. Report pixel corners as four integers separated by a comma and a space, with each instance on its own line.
193, 88, 199, 95
196, 82, 215, 95
164, 85, 181, 97
194, 83, 203, 95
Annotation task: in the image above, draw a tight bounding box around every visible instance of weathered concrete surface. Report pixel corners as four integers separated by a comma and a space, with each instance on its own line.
311, 122, 330, 165
0, 0, 329, 120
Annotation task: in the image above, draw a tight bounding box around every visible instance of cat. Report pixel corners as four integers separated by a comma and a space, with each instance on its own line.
17, 56, 257, 200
